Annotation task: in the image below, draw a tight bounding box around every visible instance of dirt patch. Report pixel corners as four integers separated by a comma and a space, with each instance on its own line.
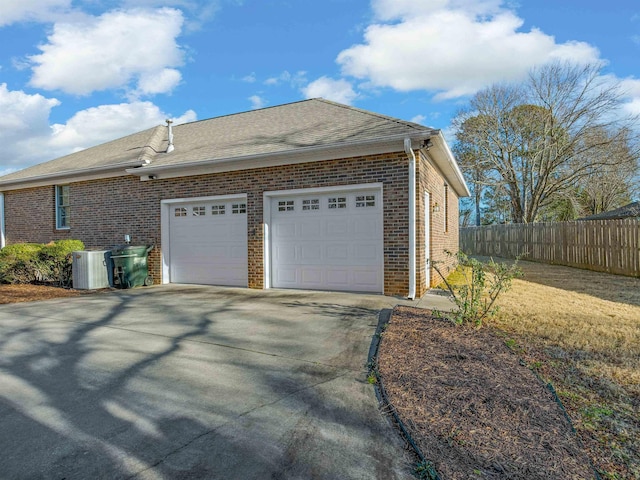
0, 284, 87, 304
377, 306, 596, 479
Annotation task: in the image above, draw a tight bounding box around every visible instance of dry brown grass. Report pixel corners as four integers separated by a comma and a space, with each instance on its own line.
487, 259, 640, 479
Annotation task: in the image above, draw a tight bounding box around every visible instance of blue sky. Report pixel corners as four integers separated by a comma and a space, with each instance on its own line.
0, 0, 638, 174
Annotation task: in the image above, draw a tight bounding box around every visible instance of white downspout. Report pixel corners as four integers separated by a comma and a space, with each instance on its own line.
0, 192, 5, 249
404, 138, 416, 300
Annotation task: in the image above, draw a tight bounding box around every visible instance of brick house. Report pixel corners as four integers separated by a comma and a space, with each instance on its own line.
0, 99, 469, 298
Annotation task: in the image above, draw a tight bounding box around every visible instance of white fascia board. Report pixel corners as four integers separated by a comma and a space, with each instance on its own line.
428, 133, 471, 198
129, 133, 436, 181
0, 192, 5, 249
0, 161, 146, 192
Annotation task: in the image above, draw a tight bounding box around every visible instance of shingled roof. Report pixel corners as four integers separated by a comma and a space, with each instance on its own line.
579, 201, 640, 220
0, 98, 469, 195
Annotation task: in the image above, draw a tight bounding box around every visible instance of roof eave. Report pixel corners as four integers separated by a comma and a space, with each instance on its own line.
428, 132, 471, 198
0, 160, 147, 191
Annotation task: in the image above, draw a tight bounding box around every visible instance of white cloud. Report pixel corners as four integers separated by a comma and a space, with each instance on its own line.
0, 0, 70, 26
48, 101, 195, 151
0, 84, 196, 170
248, 95, 267, 110
0, 83, 60, 141
302, 76, 358, 105
28, 8, 185, 96
619, 77, 640, 116
137, 68, 182, 96
337, 0, 601, 99
242, 72, 257, 83
410, 114, 427, 125
264, 70, 307, 87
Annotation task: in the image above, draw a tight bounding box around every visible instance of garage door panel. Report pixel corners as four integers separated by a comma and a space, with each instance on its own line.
326, 244, 349, 261
273, 244, 297, 263
354, 244, 379, 261
274, 222, 297, 239
300, 244, 322, 261
169, 199, 247, 286
275, 268, 297, 285
325, 269, 349, 287
326, 219, 349, 236
300, 268, 322, 284
354, 218, 380, 236
271, 189, 383, 293
300, 222, 322, 236
353, 269, 381, 289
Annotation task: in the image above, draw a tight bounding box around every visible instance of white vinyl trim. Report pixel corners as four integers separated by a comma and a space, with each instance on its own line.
0, 193, 5, 249
263, 183, 384, 292
160, 193, 247, 284
425, 191, 431, 288
405, 139, 416, 300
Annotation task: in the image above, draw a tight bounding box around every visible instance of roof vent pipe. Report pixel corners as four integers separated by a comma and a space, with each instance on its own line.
166, 119, 174, 153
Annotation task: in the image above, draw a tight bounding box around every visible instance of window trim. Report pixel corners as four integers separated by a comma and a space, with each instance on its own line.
55, 185, 70, 230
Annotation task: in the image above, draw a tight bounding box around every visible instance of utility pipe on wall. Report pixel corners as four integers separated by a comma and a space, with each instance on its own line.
404, 138, 416, 300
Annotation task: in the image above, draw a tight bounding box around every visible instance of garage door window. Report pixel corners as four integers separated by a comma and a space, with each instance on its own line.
328, 197, 347, 209
278, 200, 294, 212
232, 203, 246, 214
302, 199, 320, 210
356, 195, 376, 208
211, 205, 225, 215
192, 206, 206, 216
175, 207, 187, 217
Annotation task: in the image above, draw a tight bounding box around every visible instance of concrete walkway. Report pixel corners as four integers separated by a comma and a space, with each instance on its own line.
0, 285, 447, 479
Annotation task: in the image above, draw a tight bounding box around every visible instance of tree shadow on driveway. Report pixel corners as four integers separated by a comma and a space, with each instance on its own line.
0, 287, 412, 479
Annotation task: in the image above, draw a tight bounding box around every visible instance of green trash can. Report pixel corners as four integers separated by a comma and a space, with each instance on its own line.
111, 245, 154, 289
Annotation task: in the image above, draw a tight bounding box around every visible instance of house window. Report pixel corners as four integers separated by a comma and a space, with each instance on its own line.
56, 185, 70, 229
232, 203, 247, 214
444, 184, 449, 233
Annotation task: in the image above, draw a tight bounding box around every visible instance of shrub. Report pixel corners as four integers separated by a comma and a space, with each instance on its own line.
433, 251, 522, 327
0, 243, 42, 284
0, 240, 84, 287
39, 240, 85, 287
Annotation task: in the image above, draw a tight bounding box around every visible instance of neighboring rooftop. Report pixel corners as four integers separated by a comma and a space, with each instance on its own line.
0, 99, 435, 185
580, 201, 640, 220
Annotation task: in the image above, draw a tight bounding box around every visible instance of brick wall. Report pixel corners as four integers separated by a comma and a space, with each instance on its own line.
3, 150, 459, 296
417, 150, 460, 292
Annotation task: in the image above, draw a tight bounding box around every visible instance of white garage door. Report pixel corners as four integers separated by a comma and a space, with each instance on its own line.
270, 189, 383, 293
168, 199, 248, 286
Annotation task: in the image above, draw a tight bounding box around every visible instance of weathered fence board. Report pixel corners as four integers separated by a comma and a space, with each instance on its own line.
460, 219, 640, 277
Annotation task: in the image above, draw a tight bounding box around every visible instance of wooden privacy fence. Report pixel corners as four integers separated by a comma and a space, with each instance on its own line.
460, 219, 640, 277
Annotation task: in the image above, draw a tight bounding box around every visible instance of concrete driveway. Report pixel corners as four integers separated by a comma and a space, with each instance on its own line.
0, 285, 426, 479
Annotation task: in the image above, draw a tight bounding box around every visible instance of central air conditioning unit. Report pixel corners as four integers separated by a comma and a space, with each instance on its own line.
72, 250, 111, 290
